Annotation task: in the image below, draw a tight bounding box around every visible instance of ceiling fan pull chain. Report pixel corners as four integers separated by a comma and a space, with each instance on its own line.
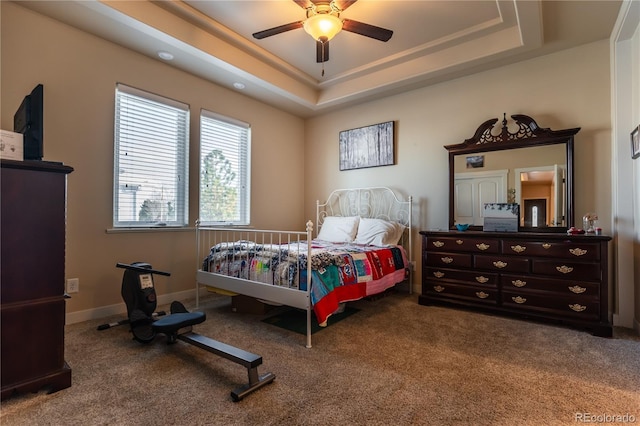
321, 41, 326, 76
320, 37, 329, 77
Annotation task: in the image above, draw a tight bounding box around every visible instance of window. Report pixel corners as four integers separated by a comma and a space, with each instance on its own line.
531, 206, 539, 227
199, 110, 251, 225
113, 84, 189, 227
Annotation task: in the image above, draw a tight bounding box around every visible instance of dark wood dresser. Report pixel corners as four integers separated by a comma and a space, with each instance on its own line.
1, 159, 73, 399
419, 231, 612, 336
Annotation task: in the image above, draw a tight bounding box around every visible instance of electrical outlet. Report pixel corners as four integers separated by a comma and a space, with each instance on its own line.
67, 278, 79, 293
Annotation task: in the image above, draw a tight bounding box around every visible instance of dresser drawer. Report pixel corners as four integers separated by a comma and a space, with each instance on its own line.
532, 260, 601, 281
425, 237, 498, 253
425, 252, 472, 268
475, 255, 530, 273
425, 267, 498, 286
502, 290, 599, 320
423, 280, 498, 304
501, 240, 600, 260
501, 274, 600, 296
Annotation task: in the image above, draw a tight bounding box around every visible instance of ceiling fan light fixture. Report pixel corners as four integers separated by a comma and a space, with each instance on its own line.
303, 13, 343, 42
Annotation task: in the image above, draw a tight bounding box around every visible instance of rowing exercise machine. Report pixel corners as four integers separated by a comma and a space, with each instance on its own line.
100, 262, 275, 401
96, 262, 169, 339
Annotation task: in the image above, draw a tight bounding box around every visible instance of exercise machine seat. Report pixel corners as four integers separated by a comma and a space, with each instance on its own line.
152, 312, 206, 335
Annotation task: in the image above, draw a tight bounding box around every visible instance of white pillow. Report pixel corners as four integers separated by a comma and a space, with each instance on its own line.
354, 218, 406, 246
317, 216, 360, 243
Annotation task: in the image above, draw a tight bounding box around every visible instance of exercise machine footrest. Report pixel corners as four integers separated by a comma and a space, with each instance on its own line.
231, 372, 276, 402
178, 331, 275, 401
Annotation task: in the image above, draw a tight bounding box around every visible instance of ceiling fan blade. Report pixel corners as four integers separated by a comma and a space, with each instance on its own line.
342, 19, 393, 42
334, 0, 358, 11
293, 0, 312, 9
252, 21, 304, 39
316, 40, 329, 63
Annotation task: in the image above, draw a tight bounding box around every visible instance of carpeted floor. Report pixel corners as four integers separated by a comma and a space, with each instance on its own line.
1, 292, 639, 425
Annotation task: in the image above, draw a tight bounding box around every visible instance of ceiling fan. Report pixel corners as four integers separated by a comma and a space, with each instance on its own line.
252, 0, 393, 65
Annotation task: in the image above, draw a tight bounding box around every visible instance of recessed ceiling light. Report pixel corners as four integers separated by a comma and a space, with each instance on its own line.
157, 51, 174, 61
233, 82, 246, 90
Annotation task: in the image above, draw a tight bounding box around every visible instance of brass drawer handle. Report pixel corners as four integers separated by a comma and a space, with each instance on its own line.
456, 240, 463, 245
493, 261, 508, 269
512, 296, 527, 304
441, 257, 454, 264
569, 304, 586, 312
568, 285, 586, 294
433, 271, 445, 278
475, 276, 489, 284
433, 285, 445, 292
569, 248, 587, 256
510, 245, 526, 253
512, 279, 527, 287
556, 265, 574, 274
542, 243, 551, 249
432, 241, 444, 248
476, 243, 490, 251
476, 291, 489, 299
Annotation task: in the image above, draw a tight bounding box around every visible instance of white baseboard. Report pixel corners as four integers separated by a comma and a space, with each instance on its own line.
65, 289, 198, 325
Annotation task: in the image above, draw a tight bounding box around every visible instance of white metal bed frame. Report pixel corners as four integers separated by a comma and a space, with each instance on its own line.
196, 187, 412, 348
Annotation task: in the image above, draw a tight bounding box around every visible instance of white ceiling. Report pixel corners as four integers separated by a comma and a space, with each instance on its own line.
19, 0, 622, 118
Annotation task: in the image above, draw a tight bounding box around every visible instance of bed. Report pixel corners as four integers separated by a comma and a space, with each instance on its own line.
195, 187, 413, 347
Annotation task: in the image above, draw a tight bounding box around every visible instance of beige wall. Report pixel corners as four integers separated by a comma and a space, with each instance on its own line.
1, 3, 305, 318
305, 40, 613, 296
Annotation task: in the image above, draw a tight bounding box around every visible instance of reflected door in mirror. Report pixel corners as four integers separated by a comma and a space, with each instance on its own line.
523, 199, 546, 227
454, 170, 507, 226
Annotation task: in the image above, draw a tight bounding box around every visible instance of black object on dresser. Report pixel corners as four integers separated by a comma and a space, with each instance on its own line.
1, 159, 74, 399
419, 231, 612, 337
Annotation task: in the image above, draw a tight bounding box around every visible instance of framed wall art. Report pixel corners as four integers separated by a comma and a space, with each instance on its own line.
632, 125, 639, 160
339, 121, 395, 171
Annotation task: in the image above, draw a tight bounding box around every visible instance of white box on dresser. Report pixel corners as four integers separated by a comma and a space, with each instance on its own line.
0, 130, 23, 161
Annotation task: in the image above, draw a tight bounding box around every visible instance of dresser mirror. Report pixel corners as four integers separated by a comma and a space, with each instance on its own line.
446, 114, 580, 232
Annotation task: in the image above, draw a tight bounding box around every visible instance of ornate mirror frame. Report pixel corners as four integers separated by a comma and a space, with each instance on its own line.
446, 114, 580, 232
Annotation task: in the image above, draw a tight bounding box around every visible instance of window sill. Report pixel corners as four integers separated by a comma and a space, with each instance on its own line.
106, 227, 195, 234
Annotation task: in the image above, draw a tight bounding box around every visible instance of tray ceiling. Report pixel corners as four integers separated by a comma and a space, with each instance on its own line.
17, 0, 621, 117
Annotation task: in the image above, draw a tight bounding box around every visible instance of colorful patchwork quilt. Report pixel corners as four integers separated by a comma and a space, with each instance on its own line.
203, 240, 408, 326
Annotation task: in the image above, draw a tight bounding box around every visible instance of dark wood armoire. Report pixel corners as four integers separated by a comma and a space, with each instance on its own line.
1, 159, 73, 399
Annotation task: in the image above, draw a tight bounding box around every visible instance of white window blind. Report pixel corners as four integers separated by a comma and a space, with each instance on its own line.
113, 84, 189, 227
199, 110, 251, 225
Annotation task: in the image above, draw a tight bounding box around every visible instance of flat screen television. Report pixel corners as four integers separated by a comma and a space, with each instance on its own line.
13, 84, 44, 160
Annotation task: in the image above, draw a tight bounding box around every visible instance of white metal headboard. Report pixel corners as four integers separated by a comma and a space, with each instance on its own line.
316, 187, 412, 228
316, 187, 413, 287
